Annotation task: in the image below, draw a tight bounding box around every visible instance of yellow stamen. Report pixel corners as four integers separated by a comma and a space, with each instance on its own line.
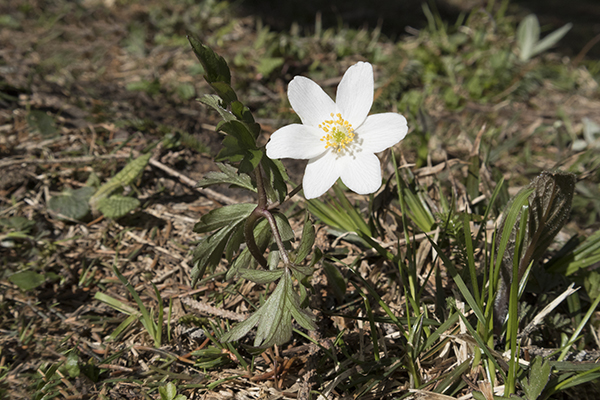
319, 113, 355, 153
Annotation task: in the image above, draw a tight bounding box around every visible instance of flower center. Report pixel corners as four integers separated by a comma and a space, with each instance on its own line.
319, 113, 355, 153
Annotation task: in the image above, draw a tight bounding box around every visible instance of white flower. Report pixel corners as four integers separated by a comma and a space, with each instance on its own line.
265, 62, 408, 199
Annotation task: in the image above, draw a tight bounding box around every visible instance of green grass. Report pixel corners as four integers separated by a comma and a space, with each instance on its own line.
0, 0, 599, 399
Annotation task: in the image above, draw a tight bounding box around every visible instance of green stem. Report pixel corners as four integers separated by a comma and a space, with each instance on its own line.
244, 165, 292, 269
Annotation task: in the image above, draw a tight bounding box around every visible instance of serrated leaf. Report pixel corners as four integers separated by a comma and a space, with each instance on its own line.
48, 186, 95, 220
216, 135, 245, 163
295, 214, 315, 263
225, 222, 246, 261
96, 195, 140, 219
238, 149, 263, 174
273, 212, 294, 242
238, 268, 284, 284
198, 94, 236, 122
89, 153, 151, 210
210, 81, 237, 105
9, 270, 45, 291
197, 163, 256, 192
522, 356, 551, 400
192, 221, 244, 285
218, 120, 256, 149
231, 101, 259, 130
193, 203, 255, 234
261, 157, 288, 203
221, 271, 315, 347
188, 36, 231, 85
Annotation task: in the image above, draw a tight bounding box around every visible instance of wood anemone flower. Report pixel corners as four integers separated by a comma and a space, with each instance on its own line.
266, 62, 408, 199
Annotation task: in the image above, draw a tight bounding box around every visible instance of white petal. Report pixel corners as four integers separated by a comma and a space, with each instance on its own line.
356, 113, 408, 153
340, 152, 382, 195
303, 151, 340, 199
288, 76, 336, 127
266, 124, 325, 160
336, 62, 373, 128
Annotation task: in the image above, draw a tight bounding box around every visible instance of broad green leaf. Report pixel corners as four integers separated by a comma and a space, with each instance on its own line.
89, 152, 151, 210
210, 81, 237, 105
48, 186, 95, 220
96, 195, 140, 219
237, 268, 284, 284
193, 203, 255, 234
522, 357, 551, 400
9, 270, 45, 291
188, 36, 231, 85
197, 163, 256, 192
273, 212, 295, 242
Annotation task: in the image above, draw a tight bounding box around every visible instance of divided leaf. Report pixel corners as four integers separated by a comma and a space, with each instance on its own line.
193, 203, 255, 234
197, 163, 256, 192
221, 271, 316, 347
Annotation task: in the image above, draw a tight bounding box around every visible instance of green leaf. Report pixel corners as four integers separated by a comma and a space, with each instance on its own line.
216, 135, 245, 163
27, 110, 57, 137
198, 94, 236, 122
89, 152, 151, 210
261, 157, 288, 203
238, 149, 264, 174
9, 270, 45, 291
188, 36, 231, 85
227, 219, 272, 280
192, 222, 242, 285
96, 195, 140, 219
295, 214, 315, 263
48, 186, 95, 220
221, 271, 315, 346
197, 163, 256, 192
193, 203, 255, 234
210, 81, 237, 105
238, 268, 284, 284
63, 352, 80, 378
522, 356, 551, 400
322, 261, 346, 302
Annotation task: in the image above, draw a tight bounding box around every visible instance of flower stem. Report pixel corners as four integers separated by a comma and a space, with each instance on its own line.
243, 164, 292, 269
